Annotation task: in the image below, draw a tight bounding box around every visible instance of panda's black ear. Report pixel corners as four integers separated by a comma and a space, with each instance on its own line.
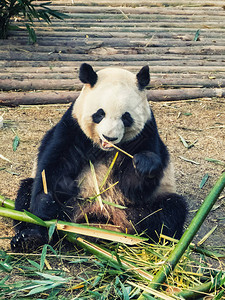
136, 65, 150, 90
79, 63, 98, 87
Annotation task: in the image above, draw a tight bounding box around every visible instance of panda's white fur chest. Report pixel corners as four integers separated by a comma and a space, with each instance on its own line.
73, 160, 133, 233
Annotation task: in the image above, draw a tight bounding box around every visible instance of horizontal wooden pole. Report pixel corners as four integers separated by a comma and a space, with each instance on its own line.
1, 88, 225, 106
0, 78, 225, 91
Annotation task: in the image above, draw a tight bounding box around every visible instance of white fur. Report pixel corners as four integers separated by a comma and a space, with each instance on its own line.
153, 161, 176, 198
73, 67, 151, 147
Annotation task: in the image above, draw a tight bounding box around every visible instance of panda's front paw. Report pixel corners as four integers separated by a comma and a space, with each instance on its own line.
11, 228, 48, 253
133, 151, 163, 178
33, 192, 58, 220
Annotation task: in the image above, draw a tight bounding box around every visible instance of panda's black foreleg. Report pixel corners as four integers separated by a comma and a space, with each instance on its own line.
136, 193, 187, 242
11, 178, 49, 252
133, 151, 163, 179
30, 174, 79, 221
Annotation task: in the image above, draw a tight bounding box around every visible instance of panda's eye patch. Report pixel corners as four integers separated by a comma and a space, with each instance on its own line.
92, 109, 105, 124
122, 112, 134, 127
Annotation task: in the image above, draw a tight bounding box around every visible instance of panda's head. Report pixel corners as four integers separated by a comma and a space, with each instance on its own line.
73, 63, 151, 150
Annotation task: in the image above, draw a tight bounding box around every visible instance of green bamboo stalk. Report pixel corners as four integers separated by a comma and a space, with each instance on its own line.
160, 234, 224, 259
0, 206, 147, 245
0, 206, 49, 226
0, 204, 154, 281
0, 194, 15, 209
176, 281, 215, 300
149, 172, 225, 291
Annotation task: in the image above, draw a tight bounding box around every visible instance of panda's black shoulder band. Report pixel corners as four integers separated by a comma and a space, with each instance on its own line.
136, 65, 150, 90
79, 63, 98, 87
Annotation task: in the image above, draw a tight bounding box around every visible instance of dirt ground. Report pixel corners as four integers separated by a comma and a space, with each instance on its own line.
0, 98, 224, 253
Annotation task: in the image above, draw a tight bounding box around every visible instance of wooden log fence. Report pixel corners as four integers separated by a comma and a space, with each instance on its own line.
0, 0, 224, 104
1, 88, 225, 106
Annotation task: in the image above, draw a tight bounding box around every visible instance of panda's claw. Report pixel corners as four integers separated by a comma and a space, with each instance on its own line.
11, 228, 48, 253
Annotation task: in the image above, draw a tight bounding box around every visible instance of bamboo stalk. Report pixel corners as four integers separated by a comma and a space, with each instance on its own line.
149, 172, 225, 291
160, 234, 225, 259
175, 279, 221, 300
0, 206, 147, 245
0, 195, 15, 210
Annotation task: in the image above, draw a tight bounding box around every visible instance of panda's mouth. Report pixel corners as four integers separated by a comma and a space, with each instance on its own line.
100, 139, 114, 151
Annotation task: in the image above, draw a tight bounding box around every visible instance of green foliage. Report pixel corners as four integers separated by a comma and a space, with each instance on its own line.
12, 134, 20, 151
0, 0, 67, 42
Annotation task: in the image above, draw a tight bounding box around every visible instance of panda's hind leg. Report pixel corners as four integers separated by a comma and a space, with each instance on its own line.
13, 178, 33, 232
137, 193, 187, 242
11, 178, 48, 252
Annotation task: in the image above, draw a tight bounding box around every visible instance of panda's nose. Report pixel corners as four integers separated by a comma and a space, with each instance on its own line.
102, 134, 118, 142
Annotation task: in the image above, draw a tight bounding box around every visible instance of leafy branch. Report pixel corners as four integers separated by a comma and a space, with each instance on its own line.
0, 0, 67, 42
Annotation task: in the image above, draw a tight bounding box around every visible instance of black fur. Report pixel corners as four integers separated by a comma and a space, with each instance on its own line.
79, 63, 98, 87
136, 65, 150, 90
92, 108, 105, 124
11, 68, 187, 252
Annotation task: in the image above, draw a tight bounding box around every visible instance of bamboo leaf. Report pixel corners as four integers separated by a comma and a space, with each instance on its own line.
36, 272, 69, 282
0, 261, 13, 272
197, 225, 217, 246
5, 169, 20, 176
102, 199, 127, 210
40, 245, 58, 271
40, 244, 48, 271
48, 222, 56, 241
26, 281, 63, 296
25, 23, 36, 43
99, 152, 118, 190
182, 112, 192, 116
12, 135, 20, 152
119, 279, 130, 300
205, 157, 225, 166
178, 134, 197, 149
27, 259, 40, 270
24, 210, 46, 227
214, 290, 225, 300
178, 134, 189, 148
199, 173, 209, 189
194, 29, 200, 41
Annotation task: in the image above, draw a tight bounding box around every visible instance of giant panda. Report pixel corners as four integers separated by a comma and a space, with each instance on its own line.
11, 63, 187, 252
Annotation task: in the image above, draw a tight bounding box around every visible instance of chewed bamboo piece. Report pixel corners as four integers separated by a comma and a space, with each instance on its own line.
41, 169, 48, 194
107, 142, 133, 159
